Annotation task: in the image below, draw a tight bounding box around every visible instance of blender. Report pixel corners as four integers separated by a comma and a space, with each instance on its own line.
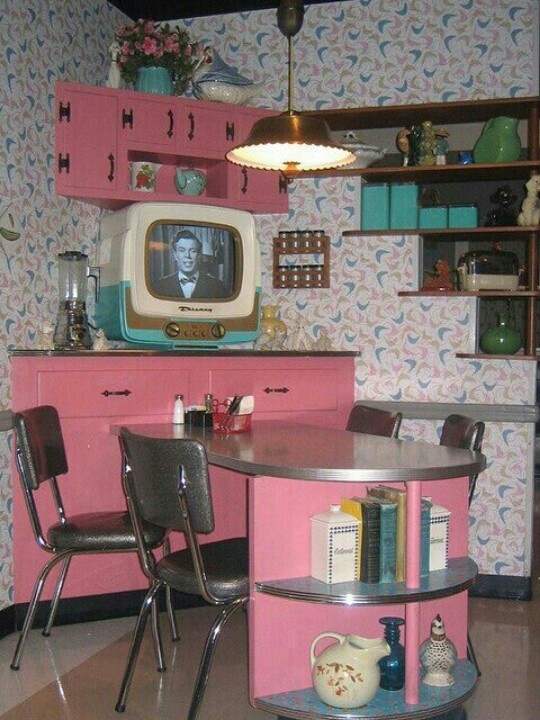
53, 251, 98, 350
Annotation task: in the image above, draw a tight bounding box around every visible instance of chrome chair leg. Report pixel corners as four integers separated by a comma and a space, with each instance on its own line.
43, 556, 71, 636
150, 595, 166, 672
11, 551, 71, 670
187, 597, 248, 720
116, 581, 162, 713
163, 538, 180, 642
467, 631, 481, 677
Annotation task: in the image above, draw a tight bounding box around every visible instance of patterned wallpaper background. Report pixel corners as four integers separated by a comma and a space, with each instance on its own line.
0, 0, 538, 610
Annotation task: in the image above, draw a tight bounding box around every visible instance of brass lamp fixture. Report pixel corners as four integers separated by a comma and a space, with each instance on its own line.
226, 0, 355, 178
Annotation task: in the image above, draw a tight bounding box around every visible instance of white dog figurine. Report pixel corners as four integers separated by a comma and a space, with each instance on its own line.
518, 174, 540, 227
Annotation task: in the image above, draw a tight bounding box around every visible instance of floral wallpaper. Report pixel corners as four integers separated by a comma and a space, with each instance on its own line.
0, 0, 538, 610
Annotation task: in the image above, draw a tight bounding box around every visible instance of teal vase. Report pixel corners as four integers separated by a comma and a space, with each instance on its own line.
135, 67, 173, 95
480, 314, 521, 354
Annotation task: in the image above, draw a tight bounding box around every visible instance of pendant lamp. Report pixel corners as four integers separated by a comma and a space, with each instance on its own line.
226, 0, 355, 178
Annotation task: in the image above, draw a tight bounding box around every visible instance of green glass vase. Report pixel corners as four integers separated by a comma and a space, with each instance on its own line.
480, 314, 521, 355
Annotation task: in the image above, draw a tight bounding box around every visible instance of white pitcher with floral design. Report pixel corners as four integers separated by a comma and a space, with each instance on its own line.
311, 632, 390, 709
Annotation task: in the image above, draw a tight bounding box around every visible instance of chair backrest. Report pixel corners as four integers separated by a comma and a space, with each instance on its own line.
439, 414, 484, 453
13, 405, 68, 490
346, 403, 403, 439
120, 428, 215, 535
439, 413, 485, 505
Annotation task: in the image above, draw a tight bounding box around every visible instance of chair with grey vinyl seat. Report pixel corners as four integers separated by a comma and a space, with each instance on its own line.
346, 403, 403, 439
9, 404, 176, 672
115, 428, 249, 720
439, 412, 485, 676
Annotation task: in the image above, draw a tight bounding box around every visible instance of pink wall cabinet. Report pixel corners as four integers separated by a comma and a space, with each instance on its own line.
55, 84, 119, 196
55, 82, 288, 214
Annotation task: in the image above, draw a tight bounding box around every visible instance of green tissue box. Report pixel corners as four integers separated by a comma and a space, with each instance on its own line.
390, 183, 418, 229
361, 183, 390, 230
448, 205, 478, 228
419, 206, 448, 229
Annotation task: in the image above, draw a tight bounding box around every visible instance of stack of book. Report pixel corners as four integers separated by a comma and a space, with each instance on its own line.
340, 487, 451, 584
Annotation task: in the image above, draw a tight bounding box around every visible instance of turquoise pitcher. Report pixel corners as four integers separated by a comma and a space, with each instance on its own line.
473, 116, 521, 164
174, 167, 207, 196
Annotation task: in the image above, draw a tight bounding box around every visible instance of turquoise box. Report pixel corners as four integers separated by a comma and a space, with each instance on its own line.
361, 183, 390, 230
448, 205, 478, 228
419, 206, 448, 229
390, 183, 418, 229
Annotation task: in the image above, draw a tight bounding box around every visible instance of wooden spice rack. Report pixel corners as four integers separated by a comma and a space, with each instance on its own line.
272, 233, 330, 289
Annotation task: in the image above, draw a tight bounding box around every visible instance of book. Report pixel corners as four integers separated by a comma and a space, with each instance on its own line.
353, 497, 381, 584
367, 486, 406, 582
340, 497, 364, 580
368, 497, 397, 582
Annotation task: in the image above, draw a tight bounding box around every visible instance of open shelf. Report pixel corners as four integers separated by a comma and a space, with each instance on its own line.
254, 660, 477, 720
344, 226, 540, 238
255, 557, 476, 605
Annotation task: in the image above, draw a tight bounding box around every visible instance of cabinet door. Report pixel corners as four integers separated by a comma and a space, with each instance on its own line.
55, 86, 118, 194
119, 95, 177, 152
228, 164, 289, 213
177, 100, 238, 156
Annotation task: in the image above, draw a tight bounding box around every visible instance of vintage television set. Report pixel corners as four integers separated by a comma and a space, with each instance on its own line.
95, 203, 262, 347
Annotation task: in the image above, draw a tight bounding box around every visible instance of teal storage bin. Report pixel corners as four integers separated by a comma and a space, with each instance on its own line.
419, 206, 448, 229
390, 183, 418, 229
361, 183, 390, 230
448, 205, 478, 228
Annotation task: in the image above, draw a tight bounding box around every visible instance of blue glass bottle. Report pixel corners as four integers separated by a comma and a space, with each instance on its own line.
378, 616, 405, 691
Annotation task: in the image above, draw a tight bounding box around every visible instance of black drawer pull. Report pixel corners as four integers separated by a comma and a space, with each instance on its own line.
102, 389, 132, 397
263, 387, 290, 394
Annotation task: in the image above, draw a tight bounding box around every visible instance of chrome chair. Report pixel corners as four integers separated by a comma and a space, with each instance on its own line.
10, 404, 175, 671
346, 403, 403, 439
439, 412, 485, 675
115, 428, 249, 720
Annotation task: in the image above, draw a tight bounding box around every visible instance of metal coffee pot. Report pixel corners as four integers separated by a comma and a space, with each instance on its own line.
53, 251, 99, 350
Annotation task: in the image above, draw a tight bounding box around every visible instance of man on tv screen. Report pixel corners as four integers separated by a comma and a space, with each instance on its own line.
154, 230, 227, 299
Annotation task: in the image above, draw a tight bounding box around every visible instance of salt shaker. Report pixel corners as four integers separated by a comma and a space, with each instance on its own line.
173, 394, 185, 424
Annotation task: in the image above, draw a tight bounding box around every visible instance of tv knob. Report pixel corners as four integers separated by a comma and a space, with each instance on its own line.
211, 323, 226, 339
164, 322, 180, 338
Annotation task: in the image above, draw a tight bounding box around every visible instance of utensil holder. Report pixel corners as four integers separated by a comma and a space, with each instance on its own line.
213, 412, 252, 434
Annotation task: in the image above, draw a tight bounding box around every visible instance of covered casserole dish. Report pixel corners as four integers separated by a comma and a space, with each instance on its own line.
457, 247, 519, 291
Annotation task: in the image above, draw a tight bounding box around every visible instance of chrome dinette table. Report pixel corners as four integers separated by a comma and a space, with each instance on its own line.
114, 420, 485, 720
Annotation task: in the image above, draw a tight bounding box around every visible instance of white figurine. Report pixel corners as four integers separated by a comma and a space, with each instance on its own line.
36, 321, 55, 350
93, 328, 110, 351
313, 327, 333, 352
106, 41, 122, 89
517, 174, 540, 227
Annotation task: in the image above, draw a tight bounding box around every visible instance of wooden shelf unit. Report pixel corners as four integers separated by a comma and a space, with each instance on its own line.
310, 96, 540, 359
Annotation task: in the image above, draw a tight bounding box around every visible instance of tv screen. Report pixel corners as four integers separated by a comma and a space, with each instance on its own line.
147, 221, 238, 301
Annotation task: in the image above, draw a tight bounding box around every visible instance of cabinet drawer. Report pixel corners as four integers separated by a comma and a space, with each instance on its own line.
37, 370, 190, 418
209, 369, 339, 414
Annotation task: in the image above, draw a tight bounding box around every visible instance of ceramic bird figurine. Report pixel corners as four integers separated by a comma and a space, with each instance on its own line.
191, 46, 261, 105
419, 614, 457, 687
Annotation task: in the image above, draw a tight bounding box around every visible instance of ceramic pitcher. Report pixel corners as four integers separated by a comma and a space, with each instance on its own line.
311, 632, 390, 709
473, 116, 521, 164
130, 162, 162, 192
174, 167, 207, 196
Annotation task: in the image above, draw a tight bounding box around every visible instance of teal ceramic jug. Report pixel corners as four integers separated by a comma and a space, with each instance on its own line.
473, 116, 521, 164
174, 167, 207, 196
480, 314, 521, 354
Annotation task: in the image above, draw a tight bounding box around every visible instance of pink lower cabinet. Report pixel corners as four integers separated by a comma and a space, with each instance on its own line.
249, 475, 477, 720
10, 352, 355, 604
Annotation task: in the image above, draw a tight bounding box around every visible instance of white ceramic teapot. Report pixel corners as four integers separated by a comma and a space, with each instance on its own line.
311, 632, 390, 709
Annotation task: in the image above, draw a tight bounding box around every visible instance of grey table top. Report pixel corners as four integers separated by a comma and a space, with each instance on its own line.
118, 421, 485, 482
